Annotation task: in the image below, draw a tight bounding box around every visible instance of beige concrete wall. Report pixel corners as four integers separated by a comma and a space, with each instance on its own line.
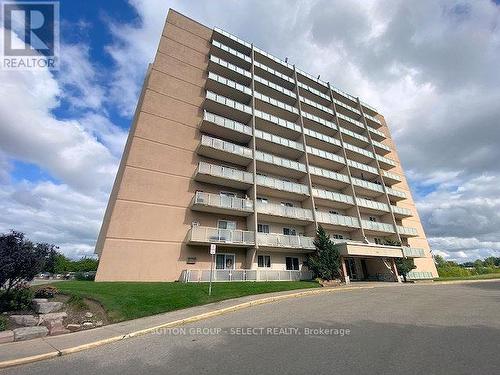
96, 10, 216, 281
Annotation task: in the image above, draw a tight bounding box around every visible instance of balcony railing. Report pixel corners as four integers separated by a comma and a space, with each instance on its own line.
297, 81, 331, 101
383, 170, 402, 182
361, 220, 395, 233
347, 159, 379, 175
302, 111, 338, 132
376, 154, 397, 168
203, 111, 252, 136
391, 205, 412, 216
254, 75, 296, 99
197, 162, 253, 184
402, 247, 425, 257
255, 151, 306, 172
397, 225, 418, 236
254, 109, 302, 134
207, 72, 252, 95
189, 226, 255, 245
182, 269, 313, 282
256, 175, 310, 195
256, 202, 313, 221
303, 128, 342, 148
372, 140, 391, 152
254, 61, 295, 85
386, 187, 407, 199
211, 39, 251, 63
201, 135, 253, 159
312, 188, 355, 205
300, 96, 334, 115
340, 127, 369, 144
368, 126, 385, 139
306, 146, 345, 165
351, 177, 384, 193
254, 91, 299, 115
209, 55, 251, 79
337, 112, 365, 130
193, 192, 253, 212
257, 233, 315, 249
316, 211, 360, 228
344, 142, 374, 159
206, 91, 252, 115
356, 197, 390, 212
333, 97, 361, 115
308, 165, 350, 184
255, 129, 304, 151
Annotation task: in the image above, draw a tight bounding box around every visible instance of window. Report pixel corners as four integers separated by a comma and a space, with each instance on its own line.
218, 220, 236, 230
216, 254, 235, 270
286, 257, 299, 270
332, 234, 344, 240
281, 202, 294, 207
329, 210, 339, 215
374, 238, 383, 245
283, 227, 296, 235
257, 197, 268, 204
257, 224, 270, 233
369, 216, 377, 222
257, 255, 271, 268
220, 191, 235, 197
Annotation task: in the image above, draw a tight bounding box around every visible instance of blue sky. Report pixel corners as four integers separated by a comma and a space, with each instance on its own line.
1, 0, 500, 261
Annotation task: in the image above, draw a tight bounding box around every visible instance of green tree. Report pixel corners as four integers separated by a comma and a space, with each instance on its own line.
305, 226, 341, 281
395, 258, 416, 282
434, 254, 447, 268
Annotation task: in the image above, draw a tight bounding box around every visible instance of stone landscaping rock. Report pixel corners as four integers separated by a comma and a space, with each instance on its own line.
10, 315, 38, 327
13, 326, 48, 341
84, 312, 93, 318
34, 301, 63, 314
37, 312, 67, 324
66, 324, 81, 331
95, 320, 103, 327
32, 298, 48, 304
0, 330, 14, 344
44, 319, 70, 336
82, 322, 94, 328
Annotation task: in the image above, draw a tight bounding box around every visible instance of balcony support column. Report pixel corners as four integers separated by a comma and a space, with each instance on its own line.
328, 83, 366, 242
355, 98, 402, 244
390, 257, 402, 283
340, 256, 350, 284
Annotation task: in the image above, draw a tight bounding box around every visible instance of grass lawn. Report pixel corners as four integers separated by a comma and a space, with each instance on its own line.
435, 273, 500, 282
47, 281, 320, 322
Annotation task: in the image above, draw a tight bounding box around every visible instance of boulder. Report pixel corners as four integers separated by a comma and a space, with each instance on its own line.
32, 298, 48, 304
45, 319, 69, 336
84, 312, 93, 318
95, 320, 104, 327
10, 315, 38, 327
38, 312, 67, 324
13, 326, 48, 341
82, 322, 94, 328
66, 324, 81, 331
34, 301, 63, 314
0, 330, 14, 344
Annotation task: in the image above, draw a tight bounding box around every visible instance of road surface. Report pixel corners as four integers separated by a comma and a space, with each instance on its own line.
2, 281, 499, 375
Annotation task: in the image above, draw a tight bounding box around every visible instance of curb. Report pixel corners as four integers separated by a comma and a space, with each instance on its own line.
0, 285, 373, 369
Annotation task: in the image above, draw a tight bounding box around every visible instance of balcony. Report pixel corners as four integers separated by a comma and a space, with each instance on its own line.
312, 188, 355, 208
255, 91, 299, 121
297, 81, 331, 103
402, 247, 425, 258
254, 60, 295, 89
201, 111, 252, 144
302, 111, 338, 136
254, 109, 302, 139
191, 192, 253, 216
254, 75, 296, 105
356, 197, 390, 214
206, 72, 251, 103
343, 142, 374, 164
255, 150, 306, 179
333, 97, 361, 119
213, 27, 252, 56
309, 165, 350, 190
188, 226, 254, 247
376, 154, 397, 170
386, 187, 407, 202
361, 220, 395, 234
364, 112, 382, 128
208, 55, 251, 86
316, 211, 360, 230
368, 126, 386, 142
256, 174, 309, 200
397, 225, 418, 237
303, 127, 342, 153
205, 91, 252, 123
372, 140, 391, 155
210, 39, 251, 69
256, 202, 314, 225
195, 162, 253, 190
339, 127, 369, 148
351, 177, 385, 197
306, 145, 345, 170
391, 205, 412, 218
382, 170, 402, 185
257, 232, 315, 251
198, 135, 252, 166
300, 96, 334, 120
347, 159, 379, 178
337, 112, 365, 132
255, 129, 304, 159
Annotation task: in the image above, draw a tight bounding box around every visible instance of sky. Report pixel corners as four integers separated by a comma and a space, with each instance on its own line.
0, 0, 499, 261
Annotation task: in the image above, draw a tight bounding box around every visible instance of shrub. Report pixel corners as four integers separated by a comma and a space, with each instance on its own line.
34, 286, 58, 299
437, 266, 471, 278
0, 283, 33, 312
75, 272, 96, 281
67, 295, 87, 310
0, 315, 7, 331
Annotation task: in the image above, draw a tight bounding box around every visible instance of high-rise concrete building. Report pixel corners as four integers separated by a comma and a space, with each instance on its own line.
95, 9, 438, 282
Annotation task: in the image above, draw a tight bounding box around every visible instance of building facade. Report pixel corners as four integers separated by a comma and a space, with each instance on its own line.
95, 10, 438, 282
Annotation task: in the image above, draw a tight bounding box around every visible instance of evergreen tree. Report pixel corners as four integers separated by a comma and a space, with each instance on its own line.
305, 226, 341, 281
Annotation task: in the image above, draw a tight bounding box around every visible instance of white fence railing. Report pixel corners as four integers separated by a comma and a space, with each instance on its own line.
406, 271, 434, 280
181, 269, 313, 282
257, 233, 315, 249
193, 192, 253, 212
256, 202, 313, 221
189, 226, 255, 245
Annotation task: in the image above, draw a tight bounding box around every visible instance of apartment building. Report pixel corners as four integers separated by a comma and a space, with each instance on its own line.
95, 9, 438, 282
